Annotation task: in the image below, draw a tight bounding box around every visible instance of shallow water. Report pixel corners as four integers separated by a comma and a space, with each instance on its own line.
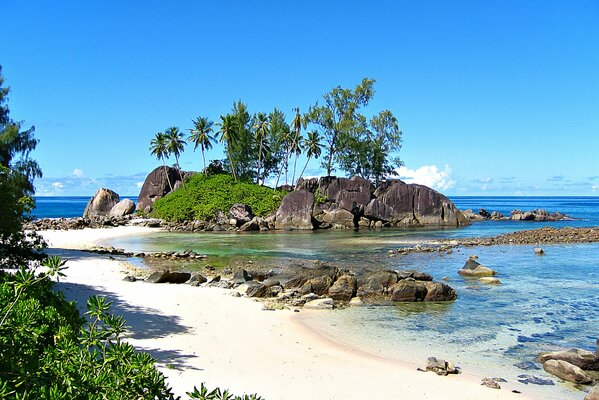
95, 196, 599, 399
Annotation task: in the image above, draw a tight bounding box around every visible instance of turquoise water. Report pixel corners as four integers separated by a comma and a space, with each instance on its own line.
32, 196, 138, 218
56, 196, 599, 398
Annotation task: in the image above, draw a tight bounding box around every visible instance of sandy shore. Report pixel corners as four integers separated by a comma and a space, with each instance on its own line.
40, 227, 533, 400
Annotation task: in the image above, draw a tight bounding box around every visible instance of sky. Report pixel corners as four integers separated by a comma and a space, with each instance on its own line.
1, 1, 598, 196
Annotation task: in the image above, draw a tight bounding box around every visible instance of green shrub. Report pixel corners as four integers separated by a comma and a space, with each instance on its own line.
187, 383, 264, 400
0, 258, 176, 399
151, 174, 283, 222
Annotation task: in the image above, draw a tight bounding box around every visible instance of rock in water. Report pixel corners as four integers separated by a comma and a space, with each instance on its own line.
274, 190, 315, 230
481, 378, 501, 389
83, 188, 120, 218
585, 385, 599, 400
364, 180, 469, 227
543, 359, 592, 384
534, 247, 545, 255
304, 298, 334, 310
109, 198, 135, 217
458, 257, 496, 277
539, 348, 599, 371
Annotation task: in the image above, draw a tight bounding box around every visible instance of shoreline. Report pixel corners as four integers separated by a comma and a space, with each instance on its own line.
38, 226, 535, 399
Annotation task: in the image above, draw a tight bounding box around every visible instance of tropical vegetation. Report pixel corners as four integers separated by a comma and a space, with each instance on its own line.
148, 78, 403, 188
150, 174, 283, 222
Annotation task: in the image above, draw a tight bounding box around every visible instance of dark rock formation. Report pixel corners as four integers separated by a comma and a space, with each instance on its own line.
145, 270, 192, 284
328, 274, 357, 301
83, 188, 120, 218
420, 357, 459, 376
274, 190, 315, 230
356, 270, 398, 298
458, 257, 496, 277
365, 181, 468, 227
109, 198, 135, 217
137, 166, 191, 213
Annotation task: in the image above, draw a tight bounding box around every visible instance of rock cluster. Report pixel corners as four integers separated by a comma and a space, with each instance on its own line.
132, 263, 457, 309
538, 347, 599, 385
446, 227, 599, 246
271, 176, 470, 230
24, 215, 149, 231
462, 208, 572, 222
82, 188, 137, 219
418, 357, 459, 376
162, 205, 270, 233
82, 246, 207, 260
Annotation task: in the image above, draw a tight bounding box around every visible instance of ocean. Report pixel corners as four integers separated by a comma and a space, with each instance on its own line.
32, 196, 138, 219
34, 195, 599, 399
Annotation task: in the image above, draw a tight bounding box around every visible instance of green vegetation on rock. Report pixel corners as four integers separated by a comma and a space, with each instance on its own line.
151, 174, 283, 222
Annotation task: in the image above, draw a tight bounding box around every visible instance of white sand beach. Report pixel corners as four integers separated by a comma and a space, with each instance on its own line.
40, 227, 534, 400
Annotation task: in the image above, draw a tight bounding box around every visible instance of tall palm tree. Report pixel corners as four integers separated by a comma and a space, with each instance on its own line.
149, 132, 173, 191
298, 130, 323, 182
164, 126, 187, 182
188, 116, 215, 175
252, 112, 270, 184
289, 107, 303, 185
216, 114, 238, 181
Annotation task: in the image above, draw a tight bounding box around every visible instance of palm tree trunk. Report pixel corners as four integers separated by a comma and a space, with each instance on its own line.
228, 153, 237, 181
256, 136, 263, 184
175, 155, 184, 185
298, 155, 312, 182
163, 161, 173, 192
201, 148, 207, 176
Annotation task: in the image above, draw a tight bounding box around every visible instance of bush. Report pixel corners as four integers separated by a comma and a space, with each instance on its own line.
151, 174, 283, 222
0, 258, 176, 399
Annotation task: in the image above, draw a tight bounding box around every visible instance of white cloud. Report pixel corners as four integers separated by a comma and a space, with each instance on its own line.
72, 168, 84, 177
52, 181, 64, 190
592, 184, 599, 192
136, 181, 144, 188
393, 164, 456, 191
477, 177, 493, 184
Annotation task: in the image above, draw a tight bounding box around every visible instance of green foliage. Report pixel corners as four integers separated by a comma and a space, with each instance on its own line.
150, 174, 283, 222
187, 383, 264, 400
0, 65, 45, 269
0, 257, 176, 399
305, 78, 403, 181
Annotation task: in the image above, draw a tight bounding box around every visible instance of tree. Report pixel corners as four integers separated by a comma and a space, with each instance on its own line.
252, 112, 270, 184
216, 114, 239, 180
270, 108, 291, 189
305, 78, 375, 176
229, 101, 255, 180
0, 66, 44, 269
366, 110, 403, 183
289, 107, 304, 185
188, 116, 215, 175
149, 132, 173, 191
164, 126, 186, 181
298, 130, 323, 181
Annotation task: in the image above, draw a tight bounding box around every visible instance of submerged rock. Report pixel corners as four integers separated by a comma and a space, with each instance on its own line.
517, 374, 555, 385
481, 378, 501, 389
304, 298, 334, 310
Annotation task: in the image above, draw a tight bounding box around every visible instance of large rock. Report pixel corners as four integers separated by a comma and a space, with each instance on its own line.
539, 348, 599, 371
390, 280, 428, 302
83, 188, 120, 218
364, 181, 469, 227
543, 359, 592, 384
319, 206, 356, 229
299, 276, 334, 296
136, 166, 185, 213
585, 385, 599, 400
318, 176, 372, 213
278, 265, 340, 289
328, 275, 357, 301
109, 198, 135, 217
424, 281, 458, 301
357, 270, 399, 298
229, 204, 254, 226
145, 270, 192, 284
458, 258, 496, 277
274, 190, 315, 230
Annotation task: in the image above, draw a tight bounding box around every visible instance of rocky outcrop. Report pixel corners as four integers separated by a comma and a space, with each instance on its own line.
282, 176, 468, 230
229, 204, 254, 226
109, 198, 135, 217
462, 208, 572, 222
365, 181, 468, 227
137, 166, 191, 214
586, 385, 599, 400
328, 275, 357, 301
419, 357, 459, 376
83, 188, 120, 218
145, 270, 192, 284
274, 190, 315, 230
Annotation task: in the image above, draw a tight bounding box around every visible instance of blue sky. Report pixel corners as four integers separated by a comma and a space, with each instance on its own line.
1, 1, 598, 196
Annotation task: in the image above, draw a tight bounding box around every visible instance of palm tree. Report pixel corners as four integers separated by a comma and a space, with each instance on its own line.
289, 107, 303, 185
216, 114, 238, 181
252, 112, 270, 184
188, 116, 215, 175
164, 126, 187, 182
149, 132, 173, 191
298, 130, 323, 182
